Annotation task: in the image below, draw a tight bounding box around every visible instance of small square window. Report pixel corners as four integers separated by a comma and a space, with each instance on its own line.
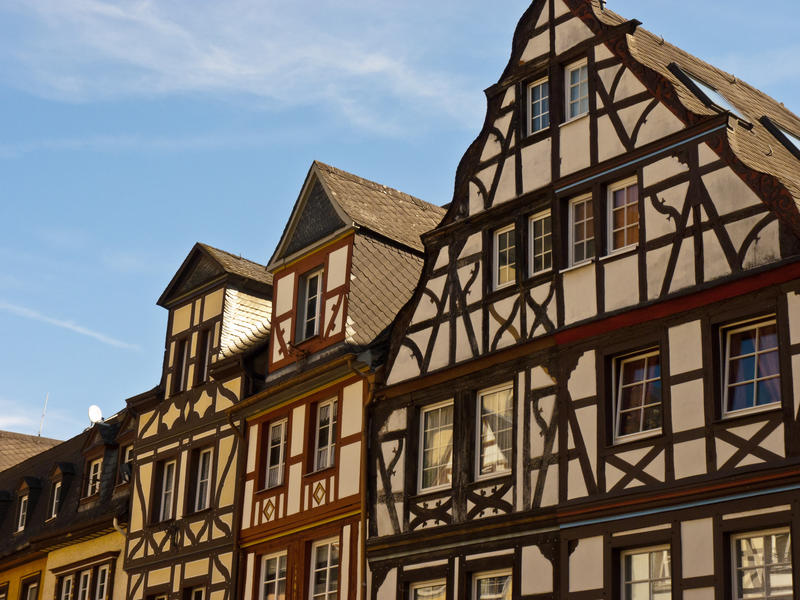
722, 317, 780, 416
569, 194, 595, 265
264, 419, 287, 489
494, 225, 516, 289
261, 552, 287, 600
621, 547, 671, 600
314, 399, 337, 471
528, 78, 550, 134
418, 401, 454, 492
409, 580, 446, 600
86, 458, 102, 497
608, 178, 639, 252
566, 60, 589, 120
310, 539, 339, 600
297, 269, 323, 342
529, 210, 552, 275
732, 529, 792, 600
473, 570, 512, 600
614, 349, 662, 442
476, 385, 513, 479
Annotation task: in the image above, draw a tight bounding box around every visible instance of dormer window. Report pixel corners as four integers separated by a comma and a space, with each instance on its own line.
16, 494, 28, 532
297, 268, 323, 342
86, 458, 102, 497
566, 59, 589, 121
48, 480, 62, 519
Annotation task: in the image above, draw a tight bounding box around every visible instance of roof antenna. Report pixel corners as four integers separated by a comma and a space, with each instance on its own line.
38, 392, 49, 437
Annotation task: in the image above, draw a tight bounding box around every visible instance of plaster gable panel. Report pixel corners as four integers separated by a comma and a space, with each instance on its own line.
476, 165, 497, 201
460, 232, 483, 260
458, 262, 482, 305
604, 253, 638, 311
290, 406, 306, 457
502, 86, 515, 108
521, 33, 550, 63
725, 213, 767, 255
326, 246, 349, 291
338, 442, 361, 498
699, 142, 719, 166
742, 220, 780, 269
194, 391, 213, 419
595, 41, 614, 61
387, 331, 428, 385
433, 246, 449, 271
521, 138, 552, 194
567, 458, 588, 500
563, 263, 597, 324
172, 303, 192, 336
553, 0, 569, 18
535, 0, 550, 28
615, 67, 647, 100
645, 181, 689, 241
455, 316, 475, 363
643, 155, 689, 188
569, 537, 603, 592
495, 113, 513, 140
702, 167, 763, 215
521, 545, 553, 595
669, 237, 696, 294
642, 450, 665, 482
598, 64, 622, 98
703, 229, 732, 282
715, 437, 737, 469
274, 273, 295, 317
559, 116, 591, 176
469, 181, 485, 215
597, 114, 626, 162
428, 321, 450, 373
568, 350, 596, 401
635, 102, 685, 148
494, 156, 517, 206
481, 131, 503, 162
203, 288, 225, 322
531, 366, 556, 390
555, 10, 595, 54
605, 461, 624, 491
646, 246, 670, 300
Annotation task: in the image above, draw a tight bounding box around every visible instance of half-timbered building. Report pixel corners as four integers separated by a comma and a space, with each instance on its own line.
368, 2, 800, 600
124, 244, 273, 600
231, 162, 444, 600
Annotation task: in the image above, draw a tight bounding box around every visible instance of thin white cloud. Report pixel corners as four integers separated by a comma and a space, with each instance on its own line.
0, 301, 139, 350
0, 413, 36, 431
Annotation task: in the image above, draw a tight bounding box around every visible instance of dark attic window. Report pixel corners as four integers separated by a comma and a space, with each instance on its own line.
760, 116, 800, 161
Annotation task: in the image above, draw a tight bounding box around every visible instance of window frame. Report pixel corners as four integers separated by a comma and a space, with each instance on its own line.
59, 576, 73, 600
313, 399, 337, 472
529, 209, 553, 276
613, 348, 663, 444
493, 224, 516, 290
86, 458, 102, 497
188, 588, 205, 600
409, 580, 446, 600
730, 527, 793, 600
620, 545, 672, 600
565, 58, 589, 122
475, 383, 514, 481
417, 399, 455, 494
76, 570, 91, 600
472, 568, 513, 600
172, 336, 190, 394
49, 480, 62, 520
22, 581, 39, 600
568, 193, 595, 267
195, 327, 213, 386
16, 493, 28, 532
94, 565, 109, 600
721, 315, 781, 419
297, 268, 324, 343
606, 177, 640, 253
309, 538, 339, 600
158, 459, 177, 521
264, 418, 288, 490
260, 551, 287, 600
194, 447, 213, 512
527, 76, 550, 135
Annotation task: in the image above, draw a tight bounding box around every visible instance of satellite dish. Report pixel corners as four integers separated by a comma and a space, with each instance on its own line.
88, 405, 103, 424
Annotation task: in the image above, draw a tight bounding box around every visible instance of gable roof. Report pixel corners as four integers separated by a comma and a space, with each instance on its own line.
0, 431, 61, 473
158, 242, 273, 308
269, 161, 446, 267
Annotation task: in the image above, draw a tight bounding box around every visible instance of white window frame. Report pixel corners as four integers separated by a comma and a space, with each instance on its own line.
17, 494, 28, 532
620, 546, 671, 600
196, 327, 213, 384
23, 582, 38, 600
189, 588, 205, 600
260, 551, 287, 600
568, 193, 595, 266
309, 538, 339, 600
77, 571, 91, 600
722, 316, 781, 418
265, 419, 288, 489
528, 77, 550, 135
60, 576, 73, 600
529, 210, 552, 276
613, 348, 662, 443
159, 460, 176, 521
418, 399, 455, 493
49, 480, 62, 520
731, 528, 792, 600
94, 565, 109, 600
475, 383, 514, 481
494, 224, 516, 290
194, 448, 213, 512
409, 580, 446, 600
607, 177, 640, 253
299, 268, 324, 342
86, 458, 102, 497
472, 569, 512, 600
314, 399, 337, 472
565, 59, 589, 121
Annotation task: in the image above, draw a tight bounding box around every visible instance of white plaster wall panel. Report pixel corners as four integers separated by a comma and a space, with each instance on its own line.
410, 274, 447, 325
375, 503, 395, 537
794, 354, 800, 419
481, 131, 503, 163
376, 568, 397, 600
615, 68, 647, 100
568, 458, 588, 500
340, 525, 351, 598
530, 395, 556, 460
338, 442, 361, 498
540, 464, 559, 507
385, 409, 406, 433
326, 246, 349, 291
715, 437, 737, 469
702, 229, 732, 282
502, 86, 515, 108
455, 317, 474, 364
668, 320, 703, 375
726, 420, 765, 444
604, 253, 639, 311
619, 100, 653, 140
521, 138, 552, 195
241, 479, 253, 529
535, 0, 551, 27
553, 0, 569, 18
340, 381, 363, 438
528, 283, 554, 337
494, 156, 517, 206
788, 292, 800, 344
433, 246, 449, 271
495, 113, 513, 140
597, 114, 626, 162
244, 554, 254, 600
563, 263, 597, 324
568, 350, 596, 401
723, 506, 792, 520
521, 545, 553, 595
274, 273, 295, 317
613, 524, 671, 537
698, 142, 718, 166
466, 549, 514, 561
576, 405, 597, 479
595, 42, 614, 62
645, 182, 689, 241
521, 33, 550, 62
646, 246, 671, 300
324, 295, 343, 337
555, 17, 593, 55
203, 288, 225, 322
531, 366, 556, 390
725, 213, 768, 256
674, 439, 707, 479
459, 232, 483, 260
642, 450, 665, 482
459, 262, 482, 304
476, 165, 496, 201
469, 181, 484, 216
669, 237, 696, 294
634, 102, 685, 148
176, 448, 189, 518
598, 64, 622, 97
671, 379, 706, 433
742, 220, 780, 269
683, 588, 714, 600
559, 117, 591, 176
569, 536, 604, 592
643, 155, 688, 188
273, 320, 291, 364
290, 406, 306, 457
681, 519, 714, 577
386, 330, 427, 385
737, 452, 766, 468
702, 167, 762, 215
428, 321, 450, 372
172, 303, 192, 335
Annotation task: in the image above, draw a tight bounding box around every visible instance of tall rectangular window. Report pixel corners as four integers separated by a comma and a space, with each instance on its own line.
419, 401, 454, 492
297, 269, 323, 342
173, 337, 189, 394
569, 194, 595, 265
17, 494, 28, 532
314, 399, 337, 471
77, 571, 91, 600
409, 581, 446, 600
49, 480, 62, 519
732, 529, 792, 600
94, 566, 109, 600
310, 539, 339, 600
566, 60, 589, 120
194, 448, 213, 511
614, 349, 662, 441
60, 577, 73, 600
723, 317, 780, 415
608, 179, 639, 252
87, 458, 102, 496
195, 328, 212, 385
159, 460, 176, 521
529, 210, 552, 275
261, 552, 287, 600
494, 225, 516, 289
265, 419, 287, 489
477, 385, 513, 478
621, 547, 671, 600
528, 78, 550, 134
22, 583, 39, 600
473, 571, 512, 600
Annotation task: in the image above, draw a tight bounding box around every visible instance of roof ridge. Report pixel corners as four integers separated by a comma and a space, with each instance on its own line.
198, 242, 268, 269
0, 430, 61, 443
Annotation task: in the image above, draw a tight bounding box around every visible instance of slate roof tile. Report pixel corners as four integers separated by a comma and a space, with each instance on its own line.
0, 431, 61, 473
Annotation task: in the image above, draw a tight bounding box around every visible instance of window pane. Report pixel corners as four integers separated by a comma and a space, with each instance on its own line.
728, 384, 755, 412
412, 584, 445, 600
730, 329, 757, 357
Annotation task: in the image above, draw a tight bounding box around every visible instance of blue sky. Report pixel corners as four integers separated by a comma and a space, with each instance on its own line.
1, 0, 798, 440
